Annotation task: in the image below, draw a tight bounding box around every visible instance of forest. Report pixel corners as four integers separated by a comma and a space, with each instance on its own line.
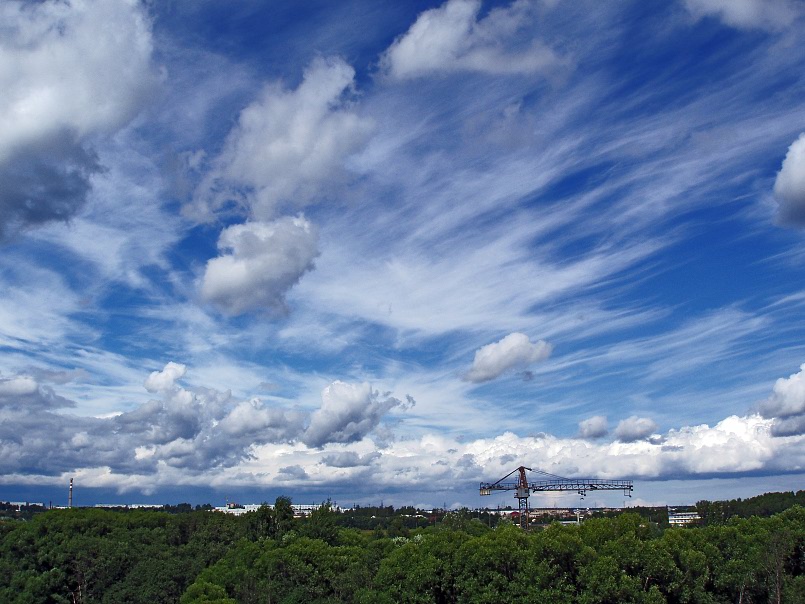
1, 493, 803, 604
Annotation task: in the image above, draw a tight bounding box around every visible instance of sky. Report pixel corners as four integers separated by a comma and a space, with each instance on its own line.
2, 0, 805, 510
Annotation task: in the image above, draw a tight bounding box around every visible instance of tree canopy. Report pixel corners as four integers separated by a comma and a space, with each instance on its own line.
1, 494, 804, 603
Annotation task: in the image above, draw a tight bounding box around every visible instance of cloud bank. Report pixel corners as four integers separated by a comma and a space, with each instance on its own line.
0, 364, 410, 476
1, 361, 805, 498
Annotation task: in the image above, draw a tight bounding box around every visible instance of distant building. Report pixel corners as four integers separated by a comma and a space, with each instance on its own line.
94, 504, 162, 509
213, 503, 263, 516
212, 502, 335, 517
668, 508, 701, 526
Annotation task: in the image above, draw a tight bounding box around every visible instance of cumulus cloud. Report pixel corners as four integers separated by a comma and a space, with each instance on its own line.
0, 376, 39, 397
770, 415, 805, 438
760, 363, 805, 418
321, 451, 381, 468
464, 332, 552, 383
3, 365, 805, 495
201, 216, 319, 316
773, 133, 805, 227
759, 362, 805, 436
278, 465, 308, 480
0, 0, 155, 237
0, 376, 107, 475
683, 0, 802, 31
614, 416, 658, 442
0, 134, 102, 240
217, 399, 305, 443
578, 415, 608, 439
115, 388, 203, 445
303, 381, 411, 448
191, 57, 373, 221
0, 364, 418, 477
381, 0, 563, 79
0, 376, 74, 410
144, 362, 187, 393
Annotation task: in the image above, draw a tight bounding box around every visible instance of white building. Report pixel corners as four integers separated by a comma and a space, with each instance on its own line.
668, 508, 701, 526
213, 502, 335, 517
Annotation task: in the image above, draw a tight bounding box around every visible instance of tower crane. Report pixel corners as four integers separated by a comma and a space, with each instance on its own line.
480, 466, 633, 529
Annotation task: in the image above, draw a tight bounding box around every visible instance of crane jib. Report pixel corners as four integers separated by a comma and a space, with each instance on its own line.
478, 465, 634, 529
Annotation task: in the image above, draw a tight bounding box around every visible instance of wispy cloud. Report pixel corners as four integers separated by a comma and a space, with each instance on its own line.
2, 0, 805, 506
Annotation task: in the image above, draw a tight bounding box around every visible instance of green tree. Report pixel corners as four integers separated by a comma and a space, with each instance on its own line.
272, 496, 295, 540
180, 579, 236, 604
298, 501, 338, 545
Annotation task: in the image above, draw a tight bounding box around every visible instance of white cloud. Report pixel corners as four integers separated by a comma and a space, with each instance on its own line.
0, 0, 155, 162
1, 361, 803, 500
0, 376, 38, 397
321, 451, 380, 468
0, 374, 75, 415
614, 416, 658, 442
759, 362, 805, 436
683, 0, 801, 30
217, 399, 305, 443
760, 362, 805, 418
770, 415, 805, 437
144, 362, 187, 394
774, 133, 805, 227
191, 57, 373, 221
201, 216, 319, 316
381, 0, 563, 79
464, 332, 552, 383
578, 415, 608, 439
278, 465, 308, 481
303, 381, 409, 448
0, 0, 156, 239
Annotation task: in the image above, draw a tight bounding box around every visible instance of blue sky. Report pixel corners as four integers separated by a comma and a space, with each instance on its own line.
2, 0, 805, 509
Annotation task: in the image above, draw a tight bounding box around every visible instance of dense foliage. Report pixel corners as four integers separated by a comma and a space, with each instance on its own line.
0, 507, 244, 604
1, 496, 804, 603
696, 491, 805, 525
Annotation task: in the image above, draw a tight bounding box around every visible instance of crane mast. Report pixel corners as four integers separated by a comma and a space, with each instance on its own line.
480, 465, 633, 529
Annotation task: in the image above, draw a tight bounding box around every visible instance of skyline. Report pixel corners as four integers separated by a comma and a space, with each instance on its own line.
1, 0, 805, 509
